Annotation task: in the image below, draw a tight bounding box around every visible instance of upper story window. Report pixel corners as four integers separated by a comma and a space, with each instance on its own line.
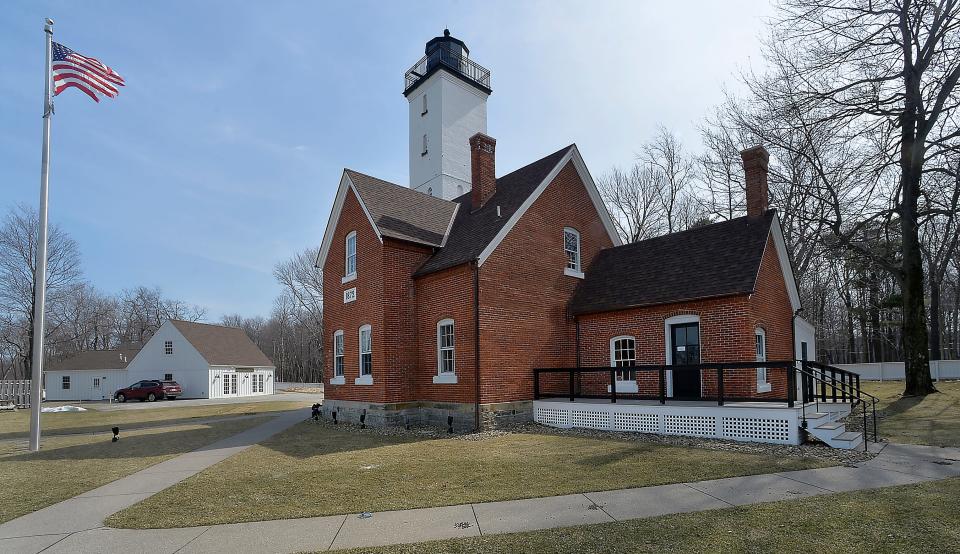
421, 94, 428, 115
345, 231, 357, 278
564, 227, 583, 277
333, 330, 344, 377
359, 325, 372, 377
437, 319, 455, 375
422, 134, 428, 156
164, 340, 173, 355
755, 327, 770, 391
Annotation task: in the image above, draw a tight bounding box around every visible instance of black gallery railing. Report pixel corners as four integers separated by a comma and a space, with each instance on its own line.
533, 361, 800, 406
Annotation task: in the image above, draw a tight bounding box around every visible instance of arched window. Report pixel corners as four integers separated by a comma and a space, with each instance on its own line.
564, 227, 582, 277
755, 327, 770, 392
437, 319, 455, 375
333, 330, 344, 379
610, 336, 637, 390
345, 231, 357, 278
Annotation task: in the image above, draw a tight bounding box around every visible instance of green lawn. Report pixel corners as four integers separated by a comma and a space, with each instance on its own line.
0, 416, 271, 524
861, 380, 960, 447
329, 477, 960, 553
0, 400, 308, 440
106, 423, 832, 529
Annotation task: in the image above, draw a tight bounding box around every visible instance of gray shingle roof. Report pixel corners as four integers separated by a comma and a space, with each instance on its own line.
569, 210, 777, 315
170, 320, 274, 367
414, 145, 574, 276
47, 346, 142, 371
346, 170, 459, 247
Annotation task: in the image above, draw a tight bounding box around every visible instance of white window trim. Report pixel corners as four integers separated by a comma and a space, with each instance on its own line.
608, 335, 639, 394
434, 319, 457, 384
756, 327, 771, 393
564, 227, 582, 276
344, 231, 357, 281
164, 340, 173, 355
664, 314, 701, 398
356, 324, 372, 384
333, 330, 345, 384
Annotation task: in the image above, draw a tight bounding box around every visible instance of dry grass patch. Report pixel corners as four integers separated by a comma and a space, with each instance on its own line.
327, 477, 960, 553
0, 416, 272, 524
0, 401, 308, 440
861, 380, 960, 447
107, 422, 832, 529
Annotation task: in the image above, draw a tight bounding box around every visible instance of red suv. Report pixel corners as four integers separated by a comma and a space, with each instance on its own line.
114, 380, 182, 402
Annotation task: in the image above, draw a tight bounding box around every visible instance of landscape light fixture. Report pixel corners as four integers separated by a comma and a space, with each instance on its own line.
111, 426, 119, 442
447, 415, 454, 434
332, 411, 338, 425
360, 409, 367, 429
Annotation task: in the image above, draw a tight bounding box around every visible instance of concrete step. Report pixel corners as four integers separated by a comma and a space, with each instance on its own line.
814, 421, 844, 431
828, 431, 864, 450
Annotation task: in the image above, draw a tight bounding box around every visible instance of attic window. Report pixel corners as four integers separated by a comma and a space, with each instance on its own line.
345, 231, 357, 278
164, 341, 173, 355
564, 227, 583, 278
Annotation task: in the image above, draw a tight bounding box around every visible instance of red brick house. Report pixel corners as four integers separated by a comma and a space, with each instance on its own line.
316, 31, 843, 445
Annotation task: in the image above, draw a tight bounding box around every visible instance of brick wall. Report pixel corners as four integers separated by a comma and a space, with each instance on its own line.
574, 230, 796, 401
478, 161, 615, 403
322, 188, 386, 403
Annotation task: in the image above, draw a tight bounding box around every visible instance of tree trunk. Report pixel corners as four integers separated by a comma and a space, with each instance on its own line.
929, 272, 943, 361
869, 272, 883, 362
900, 130, 936, 395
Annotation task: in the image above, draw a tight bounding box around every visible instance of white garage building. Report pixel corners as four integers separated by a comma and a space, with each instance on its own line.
45, 346, 142, 401
45, 320, 275, 401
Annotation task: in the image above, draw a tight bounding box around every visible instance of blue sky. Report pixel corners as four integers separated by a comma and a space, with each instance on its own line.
2, 1, 774, 319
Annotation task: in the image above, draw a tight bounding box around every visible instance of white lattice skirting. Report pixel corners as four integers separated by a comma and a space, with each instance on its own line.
534, 401, 800, 445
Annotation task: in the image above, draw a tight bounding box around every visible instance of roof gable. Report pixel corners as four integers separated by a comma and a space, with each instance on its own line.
570, 211, 779, 315
414, 144, 621, 276
316, 171, 459, 270
168, 320, 274, 367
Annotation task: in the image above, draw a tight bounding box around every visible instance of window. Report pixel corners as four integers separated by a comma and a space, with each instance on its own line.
564, 227, 583, 277
421, 93, 428, 115
62, 375, 70, 390
422, 133, 428, 156
359, 325, 372, 377
164, 373, 173, 381
344, 231, 357, 278
223, 374, 231, 395
253, 374, 264, 393
333, 330, 344, 378
756, 328, 770, 392
93, 378, 100, 389
164, 340, 173, 355
437, 319, 455, 374
611, 336, 637, 383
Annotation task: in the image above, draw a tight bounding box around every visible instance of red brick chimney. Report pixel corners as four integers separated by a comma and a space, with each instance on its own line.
470, 133, 496, 210
741, 145, 769, 219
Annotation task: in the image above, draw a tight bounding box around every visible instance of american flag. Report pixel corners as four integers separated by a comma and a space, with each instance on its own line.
52, 42, 124, 102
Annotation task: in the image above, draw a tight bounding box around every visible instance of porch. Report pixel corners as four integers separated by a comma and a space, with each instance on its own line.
532, 361, 876, 449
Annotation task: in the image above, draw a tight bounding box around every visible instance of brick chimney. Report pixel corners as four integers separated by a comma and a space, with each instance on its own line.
470, 133, 496, 210
741, 145, 769, 219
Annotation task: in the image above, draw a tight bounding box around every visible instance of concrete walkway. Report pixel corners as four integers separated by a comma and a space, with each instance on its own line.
2, 438, 959, 554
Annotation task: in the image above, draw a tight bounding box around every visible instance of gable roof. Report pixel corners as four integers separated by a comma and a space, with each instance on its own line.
345, 170, 459, 247
47, 346, 142, 371
169, 320, 274, 367
569, 210, 779, 315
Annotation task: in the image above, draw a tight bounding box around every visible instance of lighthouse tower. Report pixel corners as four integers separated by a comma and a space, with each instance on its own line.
404, 30, 491, 200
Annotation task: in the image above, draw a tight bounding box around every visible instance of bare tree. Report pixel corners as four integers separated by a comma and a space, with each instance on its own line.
641, 126, 697, 234
724, 0, 960, 395
0, 205, 82, 378
597, 164, 665, 242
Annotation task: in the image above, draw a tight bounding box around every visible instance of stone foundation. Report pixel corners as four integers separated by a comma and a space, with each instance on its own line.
321, 399, 533, 431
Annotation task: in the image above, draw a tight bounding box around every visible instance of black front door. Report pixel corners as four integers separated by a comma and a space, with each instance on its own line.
671, 322, 701, 399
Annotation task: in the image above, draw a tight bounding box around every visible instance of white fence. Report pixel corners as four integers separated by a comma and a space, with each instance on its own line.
0, 380, 31, 407
833, 360, 960, 381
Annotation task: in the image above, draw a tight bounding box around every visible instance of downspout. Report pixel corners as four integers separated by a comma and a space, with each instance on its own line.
473, 259, 481, 431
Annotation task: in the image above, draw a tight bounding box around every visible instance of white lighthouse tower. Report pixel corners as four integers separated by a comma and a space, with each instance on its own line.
404, 29, 491, 200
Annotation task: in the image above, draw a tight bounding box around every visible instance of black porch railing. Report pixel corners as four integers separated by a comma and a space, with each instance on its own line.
533, 360, 800, 407
797, 360, 880, 447
404, 48, 491, 94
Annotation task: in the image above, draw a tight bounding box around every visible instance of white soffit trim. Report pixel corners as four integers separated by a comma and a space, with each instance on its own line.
439, 203, 460, 248
476, 145, 622, 266
763, 216, 802, 312
316, 171, 383, 270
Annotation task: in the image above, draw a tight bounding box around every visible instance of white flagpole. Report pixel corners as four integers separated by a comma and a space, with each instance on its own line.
29, 18, 54, 453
